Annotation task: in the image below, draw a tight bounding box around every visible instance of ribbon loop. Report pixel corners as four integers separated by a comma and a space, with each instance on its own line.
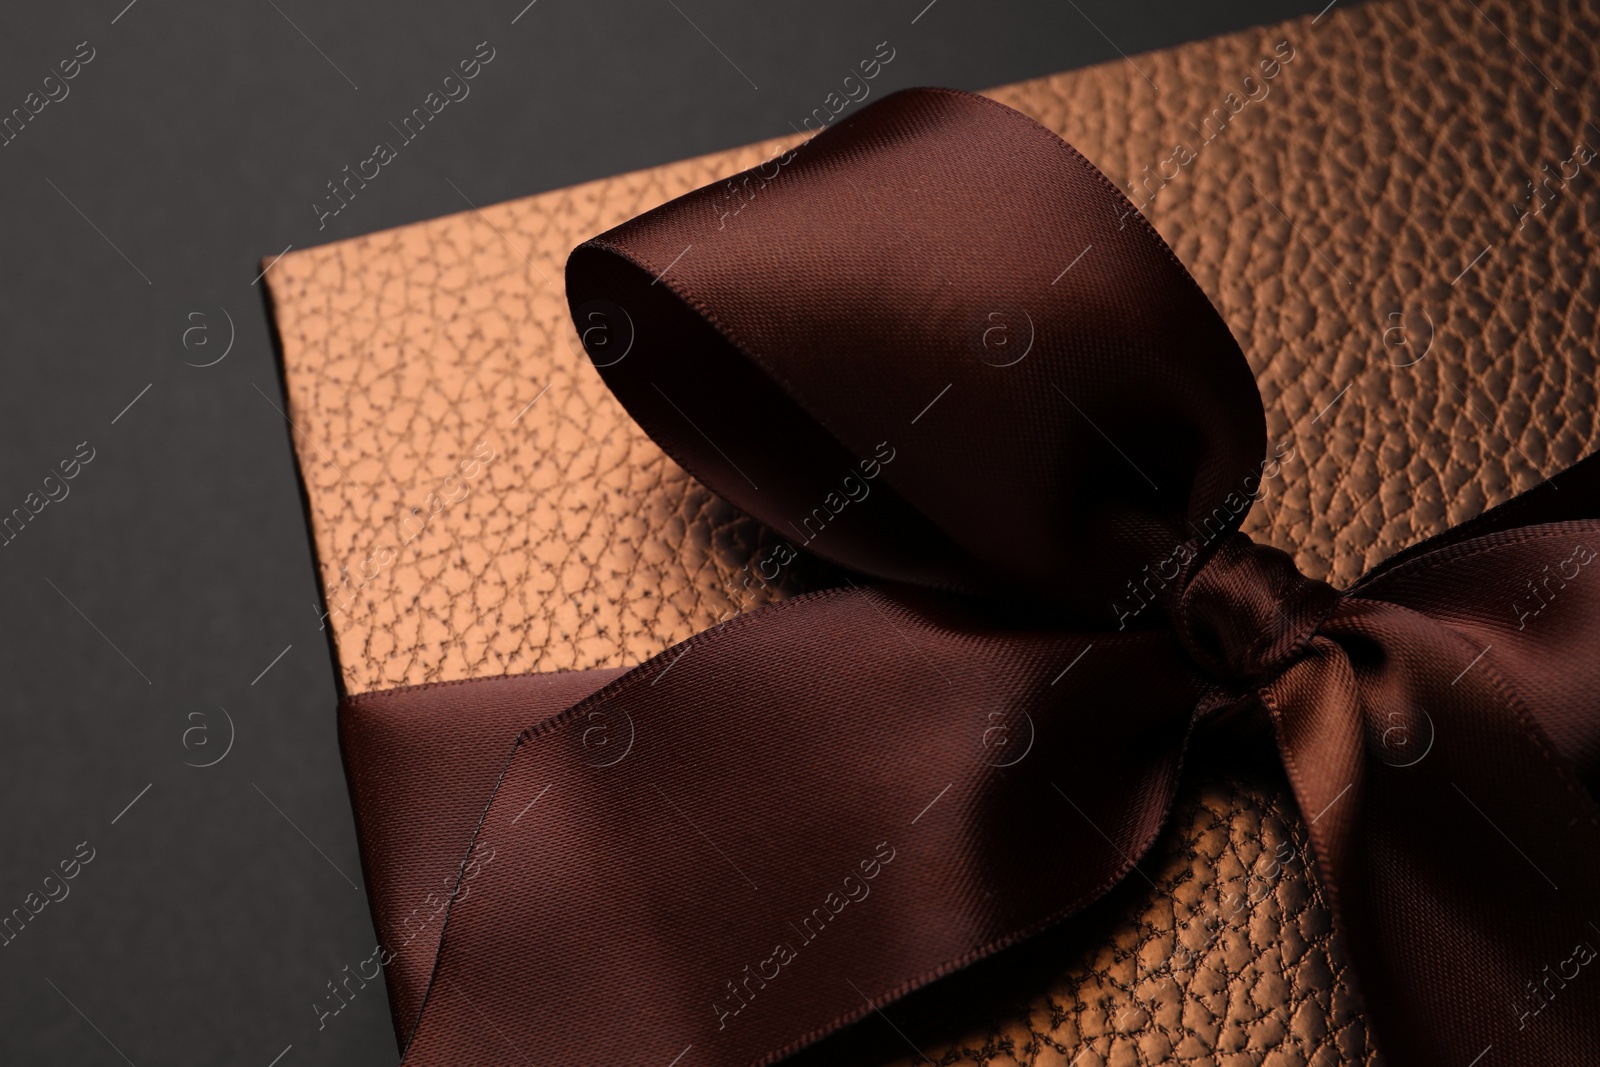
566, 86, 1268, 613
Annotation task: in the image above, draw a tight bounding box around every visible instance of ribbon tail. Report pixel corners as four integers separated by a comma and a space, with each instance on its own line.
340, 667, 626, 1047
388, 585, 1196, 1065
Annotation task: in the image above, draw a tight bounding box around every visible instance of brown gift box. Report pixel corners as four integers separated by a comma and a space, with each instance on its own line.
262, 0, 1600, 1059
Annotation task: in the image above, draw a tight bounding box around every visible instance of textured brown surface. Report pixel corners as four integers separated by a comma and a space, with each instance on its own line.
264, 0, 1600, 1061
850, 766, 1376, 1067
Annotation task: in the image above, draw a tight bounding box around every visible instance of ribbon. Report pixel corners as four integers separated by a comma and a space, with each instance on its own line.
340, 88, 1600, 1065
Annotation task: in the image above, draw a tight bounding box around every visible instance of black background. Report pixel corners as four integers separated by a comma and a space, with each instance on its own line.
0, 1, 1332, 1063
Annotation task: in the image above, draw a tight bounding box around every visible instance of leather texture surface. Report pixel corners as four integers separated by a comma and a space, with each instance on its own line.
263, 0, 1600, 1061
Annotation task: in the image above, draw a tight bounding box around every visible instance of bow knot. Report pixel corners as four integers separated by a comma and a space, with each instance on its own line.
1171, 532, 1340, 685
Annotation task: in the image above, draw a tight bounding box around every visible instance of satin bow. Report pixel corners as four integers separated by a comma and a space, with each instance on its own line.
341, 88, 1600, 1065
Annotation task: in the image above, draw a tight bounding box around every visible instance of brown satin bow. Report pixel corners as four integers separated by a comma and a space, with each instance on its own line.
340, 88, 1600, 1065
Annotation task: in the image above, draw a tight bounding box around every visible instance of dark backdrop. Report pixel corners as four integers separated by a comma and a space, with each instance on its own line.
0, 1, 1333, 1063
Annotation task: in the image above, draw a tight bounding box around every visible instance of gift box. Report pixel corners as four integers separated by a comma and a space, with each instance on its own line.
262, 0, 1600, 1061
